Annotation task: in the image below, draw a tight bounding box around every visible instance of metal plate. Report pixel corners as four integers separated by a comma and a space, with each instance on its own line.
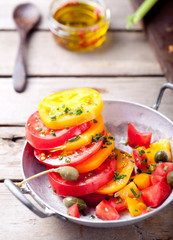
22, 100, 173, 227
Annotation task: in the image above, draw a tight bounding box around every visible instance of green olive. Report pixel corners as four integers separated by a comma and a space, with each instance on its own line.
167, 171, 173, 187
154, 150, 169, 163
56, 166, 79, 181
63, 196, 87, 210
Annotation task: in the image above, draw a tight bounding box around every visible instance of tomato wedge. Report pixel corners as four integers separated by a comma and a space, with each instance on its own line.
96, 200, 120, 220
48, 157, 116, 197
34, 137, 104, 167
67, 204, 80, 218
25, 111, 91, 150
38, 89, 103, 129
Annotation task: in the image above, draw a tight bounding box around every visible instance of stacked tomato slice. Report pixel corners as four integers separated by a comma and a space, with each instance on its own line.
25, 88, 117, 197
25, 89, 173, 221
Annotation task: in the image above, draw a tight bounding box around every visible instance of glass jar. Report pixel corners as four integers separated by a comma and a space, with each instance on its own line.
48, 0, 110, 52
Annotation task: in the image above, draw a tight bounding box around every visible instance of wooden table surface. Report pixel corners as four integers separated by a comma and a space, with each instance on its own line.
1, 0, 173, 239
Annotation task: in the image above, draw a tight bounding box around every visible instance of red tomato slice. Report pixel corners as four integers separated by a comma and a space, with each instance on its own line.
128, 123, 138, 148
108, 197, 127, 213
141, 181, 171, 207
34, 138, 104, 167
67, 204, 80, 218
95, 200, 120, 220
25, 111, 91, 150
48, 157, 116, 197
150, 175, 165, 185
152, 163, 173, 178
133, 149, 148, 170
135, 132, 152, 148
128, 123, 152, 148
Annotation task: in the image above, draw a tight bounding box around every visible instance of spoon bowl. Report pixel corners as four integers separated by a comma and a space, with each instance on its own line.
13, 3, 41, 93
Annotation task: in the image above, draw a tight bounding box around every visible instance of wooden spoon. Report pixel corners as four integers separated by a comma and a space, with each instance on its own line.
13, 3, 41, 93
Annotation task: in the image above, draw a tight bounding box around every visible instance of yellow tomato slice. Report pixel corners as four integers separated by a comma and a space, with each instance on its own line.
133, 173, 150, 190
75, 131, 115, 173
118, 182, 139, 200
96, 149, 134, 194
50, 115, 104, 152
38, 88, 103, 129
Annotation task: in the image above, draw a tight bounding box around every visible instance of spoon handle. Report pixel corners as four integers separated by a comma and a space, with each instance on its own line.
13, 33, 27, 93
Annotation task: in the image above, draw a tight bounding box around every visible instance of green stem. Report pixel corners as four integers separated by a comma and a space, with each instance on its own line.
126, 0, 159, 29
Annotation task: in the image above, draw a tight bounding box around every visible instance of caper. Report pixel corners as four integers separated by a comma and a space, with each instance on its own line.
63, 196, 87, 210
167, 171, 173, 187
56, 166, 79, 181
154, 150, 169, 163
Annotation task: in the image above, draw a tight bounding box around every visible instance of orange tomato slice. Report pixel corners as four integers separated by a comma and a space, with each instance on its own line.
38, 88, 103, 129
50, 115, 104, 152
96, 149, 134, 194
76, 131, 115, 173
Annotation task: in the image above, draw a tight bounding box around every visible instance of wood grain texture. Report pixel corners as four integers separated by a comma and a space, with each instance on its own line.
0, 0, 141, 31
1, 184, 173, 240
0, 77, 172, 126
0, 31, 162, 76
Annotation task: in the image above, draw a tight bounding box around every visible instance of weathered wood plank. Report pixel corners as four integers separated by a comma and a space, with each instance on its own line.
0, 0, 141, 30
0, 31, 162, 76
1, 184, 173, 240
0, 77, 172, 127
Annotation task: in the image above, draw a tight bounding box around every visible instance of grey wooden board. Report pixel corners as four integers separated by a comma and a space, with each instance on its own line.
0, 0, 141, 30
0, 32, 162, 76
0, 77, 172, 126
1, 184, 173, 240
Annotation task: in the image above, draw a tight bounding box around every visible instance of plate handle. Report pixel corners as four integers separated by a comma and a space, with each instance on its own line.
153, 83, 173, 110
4, 179, 67, 221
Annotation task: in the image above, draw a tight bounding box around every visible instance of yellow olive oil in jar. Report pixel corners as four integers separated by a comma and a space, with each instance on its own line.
49, 0, 110, 51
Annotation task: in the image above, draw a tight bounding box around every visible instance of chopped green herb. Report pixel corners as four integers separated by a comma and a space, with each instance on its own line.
114, 171, 119, 176
115, 154, 118, 160
138, 149, 145, 156
64, 107, 70, 113
74, 109, 83, 115
113, 147, 117, 151
115, 199, 122, 204
93, 119, 98, 124
37, 127, 42, 131
130, 160, 135, 163
108, 156, 113, 159
105, 196, 109, 201
147, 207, 151, 212
53, 189, 56, 193
124, 141, 128, 146
164, 166, 168, 172
128, 155, 132, 158
108, 136, 115, 140
101, 146, 107, 149
51, 115, 56, 121
65, 126, 69, 129
142, 158, 147, 164
114, 174, 127, 181
151, 163, 157, 167
136, 158, 139, 162
67, 135, 80, 142
68, 111, 73, 115
120, 151, 125, 154
68, 213, 71, 216
135, 145, 140, 149
106, 141, 112, 145
91, 215, 95, 219
40, 130, 45, 134
130, 188, 140, 198
146, 165, 150, 169
58, 113, 64, 117
134, 209, 138, 212
147, 151, 151, 153
50, 130, 56, 136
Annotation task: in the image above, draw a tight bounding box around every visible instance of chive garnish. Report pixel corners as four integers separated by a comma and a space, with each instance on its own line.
68, 111, 73, 115
37, 127, 42, 131
93, 119, 98, 124
106, 141, 112, 145
115, 154, 118, 160
50, 130, 56, 136
147, 207, 151, 212
53, 189, 56, 193
40, 130, 45, 134
51, 115, 56, 121
91, 215, 95, 219
142, 158, 147, 164
74, 109, 83, 115
151, 163, 156, 167
134, 209, 138, 212
101, 146, 107, 149
67, 135, 80, 142
135, 145, 139, 149
108, 136, 115, 140
130, 160, 135, 163
65, 126, 69, 129
120, 151, 125, 154
138, 149, 145, 156
114, 174, 127, 181
164, 166, 168, 172
130, 188, 140, 198
58, 113, 64, 117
